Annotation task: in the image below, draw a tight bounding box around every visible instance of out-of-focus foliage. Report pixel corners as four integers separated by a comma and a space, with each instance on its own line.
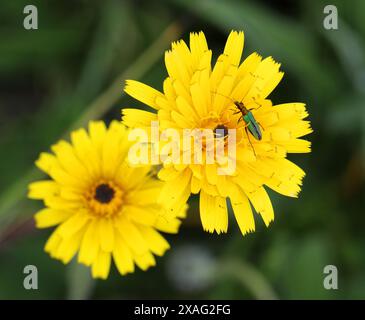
0, 0, 364, 299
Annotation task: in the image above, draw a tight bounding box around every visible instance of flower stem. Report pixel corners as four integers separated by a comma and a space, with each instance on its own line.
219, 258, 278, 300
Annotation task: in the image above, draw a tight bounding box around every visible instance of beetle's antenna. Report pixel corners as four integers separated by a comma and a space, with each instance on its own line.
211, 91, 234, 102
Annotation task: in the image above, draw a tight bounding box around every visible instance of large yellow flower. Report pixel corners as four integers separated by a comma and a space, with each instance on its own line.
122, 31, 312, 236
28, 121, 186, 279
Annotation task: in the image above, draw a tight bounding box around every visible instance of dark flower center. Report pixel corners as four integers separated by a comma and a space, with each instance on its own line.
214, 124, 229, 138
94, 183, 115, 204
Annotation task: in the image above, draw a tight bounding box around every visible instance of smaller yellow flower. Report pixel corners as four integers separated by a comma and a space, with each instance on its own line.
28, 121, 186, 279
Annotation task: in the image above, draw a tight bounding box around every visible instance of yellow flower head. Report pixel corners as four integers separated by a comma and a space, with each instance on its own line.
122, 31, 312, 236
28, 121, 186, 279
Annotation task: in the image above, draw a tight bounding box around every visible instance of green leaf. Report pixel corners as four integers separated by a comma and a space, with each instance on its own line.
326, 94, 365, 133
322, 20, 365, 93
276, 236, 335, 299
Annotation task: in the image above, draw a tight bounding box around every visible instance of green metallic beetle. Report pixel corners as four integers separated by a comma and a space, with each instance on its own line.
232, 100, 263, 156
213, 92, 263, 141
212, 92, 263, 155
233, 100, 262, 141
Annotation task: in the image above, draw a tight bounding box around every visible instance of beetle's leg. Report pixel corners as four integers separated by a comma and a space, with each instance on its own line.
245, 126, 257, 157
241, 121, 249, 128
230, 107, 240, 114
248, 104, 263, 111
247, 96, 263, 110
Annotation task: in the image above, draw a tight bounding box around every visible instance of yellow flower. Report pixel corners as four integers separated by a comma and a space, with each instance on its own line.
122, 30, 312, 236
28, 121, 186, 279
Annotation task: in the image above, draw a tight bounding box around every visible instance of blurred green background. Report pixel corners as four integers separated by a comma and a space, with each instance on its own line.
0, 0, 364, 299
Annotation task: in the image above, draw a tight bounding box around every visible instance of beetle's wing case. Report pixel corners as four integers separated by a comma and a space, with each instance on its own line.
245, 112, 262, 140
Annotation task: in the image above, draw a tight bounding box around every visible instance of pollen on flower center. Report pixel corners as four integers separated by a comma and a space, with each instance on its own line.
85, 180, 124, 217
94, 183, 115, 203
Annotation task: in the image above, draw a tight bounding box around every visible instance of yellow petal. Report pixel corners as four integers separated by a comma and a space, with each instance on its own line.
56, 211, 90, 238
205, 164, 218, 185
261, 70, 284, 99
281, 138, 311, 153
91, 250, 111, 280
28, 180, 59, 200
70, 128, 100, 175
165, 49, 190, 89
113, 233, 135, 275
172, 39, 193, 75
216, 175, 238, 198
266, 177, 301, 198
124, 205, 159, 226
55, 227, 85, 264
214, 196, 228, 234
234, 52, 262, 89
59, 187, 83, 201
190, 80, 209, 118
201, 178, 219, 196
35, 152, 58, 175
102, 124, 121, 179
229, 186, 255, 235
189, 31, 208, 68
280, 120, 312, 138
138, 225, 170, 256
158, 166, 181, 181
98, 218, 115, 252
50, 164, 86, 189
154, 215, 181, 234
88, 121, 107, 153
273, 103, 309, 121
34, 208, 72, 228
247, 187, 274, 226
126, 187, 161, 205
163, 77, 177, 107
244, 57, 281, 102
122, 109, 157, 128
158, 168, 192, 208
224, 30, 244, 67
134, 251, 156, 271
175, 96, 199, 122
115, 216, 149, 255
51, 140, 89, 179
171, 110, 195, 128
265, 127, 293, 142
115, 162, 151, 190
124, 80, 163, 110
44, 230, 62, 254
78, 219, 99, 266
44, 195, 79, 210
199, 191, 226, 233
191, 175, 202, 194
212, 75, 234, 114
